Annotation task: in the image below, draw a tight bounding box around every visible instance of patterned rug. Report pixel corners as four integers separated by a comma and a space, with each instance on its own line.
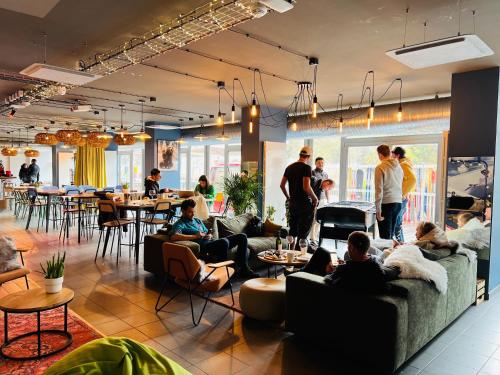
0, 307, 103, 375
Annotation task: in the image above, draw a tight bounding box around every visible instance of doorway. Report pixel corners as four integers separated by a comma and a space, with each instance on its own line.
118, 148, 144, 191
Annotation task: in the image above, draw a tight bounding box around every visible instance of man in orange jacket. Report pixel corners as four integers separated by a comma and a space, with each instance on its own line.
392, 147, 417, 242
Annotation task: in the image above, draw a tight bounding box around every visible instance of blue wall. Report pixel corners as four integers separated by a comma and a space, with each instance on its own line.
144, 123, 181, 189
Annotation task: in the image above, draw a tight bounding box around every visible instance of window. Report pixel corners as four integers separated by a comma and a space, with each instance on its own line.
190, 145, 205, 190
286, 138, 305, 165
180, 146, 188, 190
208, 145, 225, 192
312, 138, 341, 201
227, 144, 241, 178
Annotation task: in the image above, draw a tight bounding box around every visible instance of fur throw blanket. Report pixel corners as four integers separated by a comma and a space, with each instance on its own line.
384, 244, 448, 293
0, 236, 22, 273
447, 218, 490, 251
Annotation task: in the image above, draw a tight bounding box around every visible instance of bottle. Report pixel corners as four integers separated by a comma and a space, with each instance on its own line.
276, 236, 282, 252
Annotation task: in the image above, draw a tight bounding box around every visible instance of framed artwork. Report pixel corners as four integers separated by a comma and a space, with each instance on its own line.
157, 140, 178, 171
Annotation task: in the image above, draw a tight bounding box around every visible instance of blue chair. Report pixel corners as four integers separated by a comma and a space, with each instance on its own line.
84, 187, 97, 193
115, 185, 123, 192
103, 187, 115, 193
42, 185, 59, 191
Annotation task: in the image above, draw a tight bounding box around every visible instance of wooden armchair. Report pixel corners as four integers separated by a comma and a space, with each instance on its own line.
155, 242, 235, 326
0, 248, 30, 290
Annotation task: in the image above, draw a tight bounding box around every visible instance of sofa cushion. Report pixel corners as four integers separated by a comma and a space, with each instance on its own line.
420, 248, 452, 261
203, 216, 219, 239
247, 237, 275, 254
217, 213, 253, 237
263, 219, 282, 237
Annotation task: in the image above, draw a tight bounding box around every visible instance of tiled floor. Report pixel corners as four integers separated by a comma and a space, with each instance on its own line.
0, 209, 499, 374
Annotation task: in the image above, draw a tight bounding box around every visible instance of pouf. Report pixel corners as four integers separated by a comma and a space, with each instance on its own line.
239, 278, 286, 321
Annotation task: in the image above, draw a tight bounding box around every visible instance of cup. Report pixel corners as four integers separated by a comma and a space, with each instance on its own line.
286, 251, 294, 263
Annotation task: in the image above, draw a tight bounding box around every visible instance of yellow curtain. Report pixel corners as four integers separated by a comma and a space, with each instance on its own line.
74, 146, 107, 188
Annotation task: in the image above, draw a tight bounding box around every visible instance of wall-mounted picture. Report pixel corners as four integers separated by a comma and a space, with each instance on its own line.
445, 156, 494, 261
157, 140, 178, 171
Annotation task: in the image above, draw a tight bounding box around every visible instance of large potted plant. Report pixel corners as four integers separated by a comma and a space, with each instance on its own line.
40, 252, 66, 293
223, 173, 261, 215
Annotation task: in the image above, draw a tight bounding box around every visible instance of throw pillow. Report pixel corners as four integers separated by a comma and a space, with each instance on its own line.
217, 213, 253, 238
0, 236, 22, 273
203, 217, 219, 239
244, 216, 263, 237
419, 248, 452, 261
263, 219, 282, 237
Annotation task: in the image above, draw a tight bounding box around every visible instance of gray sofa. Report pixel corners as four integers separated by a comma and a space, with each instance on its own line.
144, 213, 286, 276
285, 253, 477, 373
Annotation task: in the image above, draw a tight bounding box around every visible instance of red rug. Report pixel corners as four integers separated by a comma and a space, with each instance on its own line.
0, 307, 103, 375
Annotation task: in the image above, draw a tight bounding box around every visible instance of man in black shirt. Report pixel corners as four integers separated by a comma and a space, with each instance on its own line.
144, 168, 167, 198
27, 159, 40, 183
280, 146, 318, 248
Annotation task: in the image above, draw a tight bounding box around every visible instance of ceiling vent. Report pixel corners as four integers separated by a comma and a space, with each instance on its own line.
20, 63, 102, 85
386, 34, 494, 69
258, 0, 295, 13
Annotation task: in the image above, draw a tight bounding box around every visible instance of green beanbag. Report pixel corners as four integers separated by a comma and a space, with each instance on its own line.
44, 337, 191, 375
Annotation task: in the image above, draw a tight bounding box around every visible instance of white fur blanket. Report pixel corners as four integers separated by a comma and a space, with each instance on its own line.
384, 244, 448, 294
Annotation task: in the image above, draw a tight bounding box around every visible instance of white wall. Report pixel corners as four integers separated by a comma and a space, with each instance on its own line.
263, 141, 288, 225
105, 151, 117, 188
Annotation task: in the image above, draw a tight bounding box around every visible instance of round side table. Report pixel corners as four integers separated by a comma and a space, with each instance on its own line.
0, 287, 74, 360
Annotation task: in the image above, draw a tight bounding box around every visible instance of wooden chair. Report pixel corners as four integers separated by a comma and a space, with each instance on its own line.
95, 200, 133, 264
140, 200, 172, 240
0, 248, 30, 290
155, 242, 235, 326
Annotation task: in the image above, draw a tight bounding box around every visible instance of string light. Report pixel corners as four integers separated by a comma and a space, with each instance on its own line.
339, 116, 343, 132
312, 96, 318, 118
249, 120, 253, 134
217, 87, 224, 126
250, 98, 257, 117
397, 78, 403, 122
291, 121, 297, 131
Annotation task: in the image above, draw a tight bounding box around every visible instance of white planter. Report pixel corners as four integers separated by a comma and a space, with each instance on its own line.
122, 188, 130, 194
44, 276, 64, 294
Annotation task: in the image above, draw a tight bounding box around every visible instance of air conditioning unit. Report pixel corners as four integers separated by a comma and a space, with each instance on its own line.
20, 63, 102, 85
258, 0, 295, 13
70, 104, 92, 112
386, 34, 494, 69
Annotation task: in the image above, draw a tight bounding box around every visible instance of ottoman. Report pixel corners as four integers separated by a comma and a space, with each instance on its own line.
239, 278, 286, 321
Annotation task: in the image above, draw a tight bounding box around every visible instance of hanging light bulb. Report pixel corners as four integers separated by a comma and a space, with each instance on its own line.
397, 105, 403, 122
339, 116, 343, 133
231, 104, 235, 123
217, 111, 224, 126
249, 120, 253, 134
134, 99, 152, 140
368, 100, 375, 121
251, 98, 257, 117
312, 95, 318, 118
177, 136, 187, 144
291, 122, 297, 131
367, 112, 371, 130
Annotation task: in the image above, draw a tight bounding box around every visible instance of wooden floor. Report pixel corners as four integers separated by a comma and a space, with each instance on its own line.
0, 209, 340, 375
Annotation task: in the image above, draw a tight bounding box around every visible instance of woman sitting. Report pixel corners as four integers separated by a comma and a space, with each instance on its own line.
194, 175, 215, 200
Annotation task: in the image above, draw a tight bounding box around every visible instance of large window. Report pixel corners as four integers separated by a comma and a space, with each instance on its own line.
208, 145, 225, 192
312, 138, 341, 201
286, 138, 305, 165
190, 146, 205, 190
180, 146, 188, 190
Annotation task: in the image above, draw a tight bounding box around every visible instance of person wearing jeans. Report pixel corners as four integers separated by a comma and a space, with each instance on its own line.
170, 199, 258, 278
374, 145, 404, 239
392, 147, 417, 242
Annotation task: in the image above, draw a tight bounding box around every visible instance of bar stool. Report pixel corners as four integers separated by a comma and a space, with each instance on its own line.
95, 201, 134, 264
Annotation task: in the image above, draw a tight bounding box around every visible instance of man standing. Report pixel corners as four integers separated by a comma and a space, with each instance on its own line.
27, 159, 40, 183
280, 146, 318, 248
310, 157, 334, 244
170, 199, 258, 278
374, 145, 403, 239
392, 147, 417, 242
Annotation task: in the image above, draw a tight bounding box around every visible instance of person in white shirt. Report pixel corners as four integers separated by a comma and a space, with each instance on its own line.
374, 145, 403, 239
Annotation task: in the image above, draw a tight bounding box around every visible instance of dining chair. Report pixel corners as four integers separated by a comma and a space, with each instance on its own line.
140, 200, 172, 240
95, 200, 134, 264
155, 242, 235, 326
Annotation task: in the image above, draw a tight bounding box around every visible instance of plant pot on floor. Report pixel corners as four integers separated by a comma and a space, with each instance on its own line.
45, 276, 64, 293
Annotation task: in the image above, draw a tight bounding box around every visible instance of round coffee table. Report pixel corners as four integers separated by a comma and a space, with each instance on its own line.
0, 287, 74, 360
257, 250, 311, 278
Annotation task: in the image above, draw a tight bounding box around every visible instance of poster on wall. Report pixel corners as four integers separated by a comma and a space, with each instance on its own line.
445, 156, 493, 260
157, 140, 178, 171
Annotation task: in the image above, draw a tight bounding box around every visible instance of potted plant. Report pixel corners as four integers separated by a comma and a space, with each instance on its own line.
266, 205, 276, 222
223, 173, 261, 216
40, 252, 66, 293
122, 182, 130, 194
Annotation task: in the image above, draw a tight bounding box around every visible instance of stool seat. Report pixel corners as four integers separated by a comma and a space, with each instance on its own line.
239, 278, 286, 321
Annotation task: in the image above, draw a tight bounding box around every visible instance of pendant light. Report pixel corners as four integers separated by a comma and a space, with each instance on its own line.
368, 71, 375, 121
216, 87, 224, 126
56, 122, 81, 145
114, 105, 136, 145
88, 110, 112, 148
35, 126, 58, 145
194, 116, 207, 141
1, 132, 18, 156
290, 121, 297, 131
336, 94, 344, 133
311, 58, 319, 118
249, 120, 253, 134
134, 99, 152, 140
396, 78, 403, 122
231, 79, 236, 123
250, 69, 258, 118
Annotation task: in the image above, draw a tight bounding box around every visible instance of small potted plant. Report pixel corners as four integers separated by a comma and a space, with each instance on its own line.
40, 252, 66, 293
122, 182, 130, 194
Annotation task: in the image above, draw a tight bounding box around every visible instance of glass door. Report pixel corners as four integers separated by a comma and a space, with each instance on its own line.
339, 135, 443, 238
118, 152, 131, 188
118, 149, 144, 191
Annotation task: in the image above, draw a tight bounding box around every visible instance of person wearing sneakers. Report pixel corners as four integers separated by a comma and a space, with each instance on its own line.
374, 145, 404, 239
280, 146, 318, 249
391, 147, 417, 242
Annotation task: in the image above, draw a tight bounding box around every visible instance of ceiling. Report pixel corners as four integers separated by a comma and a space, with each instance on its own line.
1, 0, 500, 138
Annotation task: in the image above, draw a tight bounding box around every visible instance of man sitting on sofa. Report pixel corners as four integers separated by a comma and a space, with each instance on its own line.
170, 199, 258, 278
304, 231, 398, 293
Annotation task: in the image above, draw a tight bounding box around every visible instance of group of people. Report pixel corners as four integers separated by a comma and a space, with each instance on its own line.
18, 159, 40, 184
